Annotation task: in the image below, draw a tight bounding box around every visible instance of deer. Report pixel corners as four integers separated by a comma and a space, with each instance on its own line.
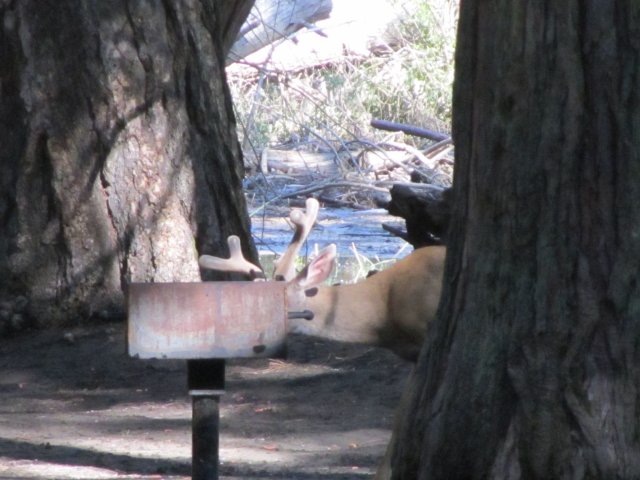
198, 197, 446, 478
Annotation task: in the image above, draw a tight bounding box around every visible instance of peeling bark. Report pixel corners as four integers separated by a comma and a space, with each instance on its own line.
0, 0, 255, 325
392, 2, 640, 479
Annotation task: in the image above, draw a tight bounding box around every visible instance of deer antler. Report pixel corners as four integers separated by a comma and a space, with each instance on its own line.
199, 235, 264, 278
199, 198, 318, 281
274, 197, 320, 281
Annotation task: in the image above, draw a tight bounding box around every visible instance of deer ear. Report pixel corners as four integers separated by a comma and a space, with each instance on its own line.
294, 244, 336, 288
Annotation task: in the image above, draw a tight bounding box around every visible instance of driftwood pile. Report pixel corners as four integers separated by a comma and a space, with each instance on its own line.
244, 119, 453, 249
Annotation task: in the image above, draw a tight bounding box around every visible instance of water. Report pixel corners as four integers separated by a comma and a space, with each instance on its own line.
251, 207, 410, 282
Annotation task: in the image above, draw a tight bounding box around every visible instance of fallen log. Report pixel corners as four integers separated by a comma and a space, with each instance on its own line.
228, 0, 333, 65
384, 183, 452, 248
371, 118, 450, 143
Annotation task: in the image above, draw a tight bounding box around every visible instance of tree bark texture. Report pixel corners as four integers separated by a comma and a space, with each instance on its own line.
392, 2, 640, 479
0, 0, 255, 325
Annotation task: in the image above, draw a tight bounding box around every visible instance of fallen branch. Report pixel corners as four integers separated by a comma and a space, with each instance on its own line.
228, 0, 333, 65
370, 118, 450, 142
281, 180, 389, 199
317, 195, 370, 210
382, 140, 437, 170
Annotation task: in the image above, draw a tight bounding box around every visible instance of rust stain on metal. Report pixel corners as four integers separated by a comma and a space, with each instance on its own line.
127, 282, 287, 359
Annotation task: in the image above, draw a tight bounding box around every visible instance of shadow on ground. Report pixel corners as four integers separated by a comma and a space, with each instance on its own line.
0, 322, 411, 479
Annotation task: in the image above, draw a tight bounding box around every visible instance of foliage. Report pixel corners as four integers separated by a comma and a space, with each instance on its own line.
227, 0, 458, 165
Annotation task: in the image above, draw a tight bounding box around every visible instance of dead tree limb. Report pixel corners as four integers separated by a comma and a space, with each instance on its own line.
371, 118, 450, 143
228, 0, 333, 65
384, 184, 452, 248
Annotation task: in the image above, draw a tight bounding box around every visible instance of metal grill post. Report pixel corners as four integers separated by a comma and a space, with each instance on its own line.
127, 282, 288, 479
189, 359, 225, 480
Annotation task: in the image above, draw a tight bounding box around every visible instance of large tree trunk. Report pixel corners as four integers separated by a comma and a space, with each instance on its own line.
392, 2, 640, 479
0, 0, 255, 326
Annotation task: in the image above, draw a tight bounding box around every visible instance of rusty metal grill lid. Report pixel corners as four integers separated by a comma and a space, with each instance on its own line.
127, 282, 287, 359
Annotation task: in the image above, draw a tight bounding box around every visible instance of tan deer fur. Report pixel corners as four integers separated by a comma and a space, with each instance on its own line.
287, 244, 445, 361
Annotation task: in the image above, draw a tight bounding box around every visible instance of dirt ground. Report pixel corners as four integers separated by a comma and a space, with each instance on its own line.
0, 320, 412, 479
